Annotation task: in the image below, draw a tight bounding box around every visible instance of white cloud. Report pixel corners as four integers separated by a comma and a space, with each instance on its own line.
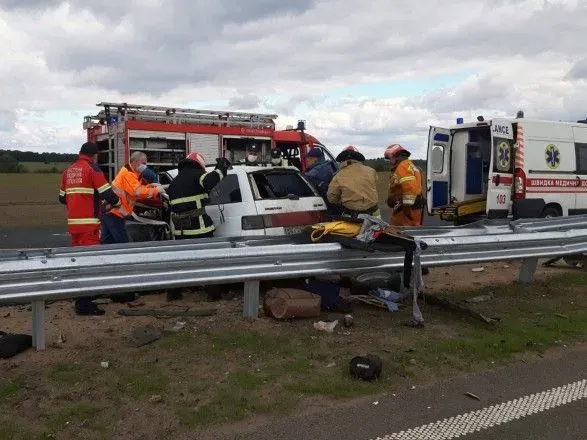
0, 0, 586, 160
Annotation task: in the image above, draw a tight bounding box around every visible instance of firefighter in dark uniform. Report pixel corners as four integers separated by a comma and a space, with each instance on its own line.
167, 152, 230, 239
165, 152, 231, 300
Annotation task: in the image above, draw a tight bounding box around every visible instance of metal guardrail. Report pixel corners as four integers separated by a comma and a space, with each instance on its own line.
1, 215, 587, 351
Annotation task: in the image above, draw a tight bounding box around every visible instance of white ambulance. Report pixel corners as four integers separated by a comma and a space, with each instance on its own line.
426, 114, 587, 223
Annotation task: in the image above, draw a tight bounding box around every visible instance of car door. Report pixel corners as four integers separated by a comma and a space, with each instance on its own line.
486, 119, 515, 218
248, 169, 326, 235
427, 126, 452, 214
205, 170, 259, 237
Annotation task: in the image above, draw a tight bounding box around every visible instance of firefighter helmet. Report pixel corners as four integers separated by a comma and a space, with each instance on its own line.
384, 144, 410, 159
186, 152, 206, 169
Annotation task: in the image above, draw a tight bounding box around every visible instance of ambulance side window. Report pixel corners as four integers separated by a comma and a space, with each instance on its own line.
576, 143, 587, 173
431, 144, 445, 173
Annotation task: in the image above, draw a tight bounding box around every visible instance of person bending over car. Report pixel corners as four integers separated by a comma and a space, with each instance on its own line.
165, 152, 231, 300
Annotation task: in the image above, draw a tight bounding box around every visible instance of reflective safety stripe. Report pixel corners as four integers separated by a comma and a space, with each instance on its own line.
399, 175, 416, 183
403, 195, 417, 205
66, 187, 95, 195
169, 193, 208, 206
172, 224, 215, 236
59, 190, 66, 196
198, 169, 222, 187
68, 218, 100, 225
97, 183, 111, 193
113, 186, 125, 197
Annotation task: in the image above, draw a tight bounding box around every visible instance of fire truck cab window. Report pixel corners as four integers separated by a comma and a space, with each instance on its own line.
224, 137, 269, 163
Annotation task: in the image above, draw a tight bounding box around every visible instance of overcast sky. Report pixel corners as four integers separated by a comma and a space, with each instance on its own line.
1, 0, 586, 159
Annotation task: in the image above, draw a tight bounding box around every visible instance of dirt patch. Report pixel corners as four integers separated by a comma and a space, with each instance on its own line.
0, 263, 585, 439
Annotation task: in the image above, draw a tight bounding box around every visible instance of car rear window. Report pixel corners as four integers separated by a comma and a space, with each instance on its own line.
251, 171, 315, 199
208, 174, 242, 204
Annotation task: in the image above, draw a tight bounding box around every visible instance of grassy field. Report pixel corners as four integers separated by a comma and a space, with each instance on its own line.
0, 269, 585, 439
19, 162, 70, 173
0, 173, 65, 228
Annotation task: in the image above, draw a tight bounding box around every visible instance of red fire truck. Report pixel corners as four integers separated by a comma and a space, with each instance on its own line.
83, 102, 336, 180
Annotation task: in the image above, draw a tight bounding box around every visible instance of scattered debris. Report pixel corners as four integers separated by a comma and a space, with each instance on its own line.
503, 264, 511, 269
464, 292, 494, 303
3, 312, 10, 318
148, 395, 163, 404
313, 320, 338, 333
471, 267, 485, 273
409, 358, 417, 365
100, 361, 109, 369
165, 321, 186, 332
128, 325, 163, 348
119, 307, 216, 318
423, 294, 499, 325
326, 362, 336, 368
57, 333, 66, 344
343, 314, 354, 328
555, 313, 569, 319
410, 385, 416, 390
372, 401, 379, 406
464, 392, 481, 401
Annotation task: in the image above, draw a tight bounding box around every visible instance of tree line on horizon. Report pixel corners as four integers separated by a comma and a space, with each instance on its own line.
0, 148, 426, 174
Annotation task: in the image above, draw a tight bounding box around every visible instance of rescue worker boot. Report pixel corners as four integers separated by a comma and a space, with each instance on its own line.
74, 298, 105, 316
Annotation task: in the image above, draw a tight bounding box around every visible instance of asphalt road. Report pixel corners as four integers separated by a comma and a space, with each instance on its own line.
222, 344, 587, 440
0, 214, 447, 250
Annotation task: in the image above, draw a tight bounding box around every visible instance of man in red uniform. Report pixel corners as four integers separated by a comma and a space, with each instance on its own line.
59, 142, 120, 315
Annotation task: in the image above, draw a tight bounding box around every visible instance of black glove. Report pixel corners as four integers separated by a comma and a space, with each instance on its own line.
215, 157, 231, 176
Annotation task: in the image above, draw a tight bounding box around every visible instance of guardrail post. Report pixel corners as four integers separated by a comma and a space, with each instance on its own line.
31, 300, 46, 351
243, 280, 260, 319
518, 258, 538, 283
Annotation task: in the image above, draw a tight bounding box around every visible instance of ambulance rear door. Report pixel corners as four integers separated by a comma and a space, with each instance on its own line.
426, 126, 452, 214
487, 119, 515, 218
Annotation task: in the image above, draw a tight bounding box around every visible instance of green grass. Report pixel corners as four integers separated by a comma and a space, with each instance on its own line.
0, 173, 65, 228
0, 376, 25, 399
44, 403, 103, 431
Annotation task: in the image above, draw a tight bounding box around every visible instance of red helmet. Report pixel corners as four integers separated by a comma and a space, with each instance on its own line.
345, 145, 358, 152
384, 144, 409, 159
186, 152, 206, 169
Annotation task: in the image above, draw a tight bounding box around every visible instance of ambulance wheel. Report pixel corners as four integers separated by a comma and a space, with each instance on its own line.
541, 206, 561, 218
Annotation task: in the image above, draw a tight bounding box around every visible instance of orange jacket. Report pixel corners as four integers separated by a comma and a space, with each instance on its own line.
387, 159, 423, 208
109, 164, 160, 218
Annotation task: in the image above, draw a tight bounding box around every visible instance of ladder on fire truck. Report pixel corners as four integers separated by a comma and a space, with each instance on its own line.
84, 102, 278, 130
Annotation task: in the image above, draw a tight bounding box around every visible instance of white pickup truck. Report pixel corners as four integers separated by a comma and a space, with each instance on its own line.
128, 164, 329, 240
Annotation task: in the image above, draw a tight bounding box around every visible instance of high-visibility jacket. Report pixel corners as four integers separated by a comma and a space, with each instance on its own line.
59, 154, 120, 233
166, 160, 224, 237
327, 160, 379, 214
387, 159, 424, 209
109, 164, 160, 218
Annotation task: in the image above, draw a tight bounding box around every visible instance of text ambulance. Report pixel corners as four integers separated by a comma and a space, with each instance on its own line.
427, 114, 587, 223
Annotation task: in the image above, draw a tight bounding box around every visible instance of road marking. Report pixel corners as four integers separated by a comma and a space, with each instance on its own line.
371, 379, 586, 440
